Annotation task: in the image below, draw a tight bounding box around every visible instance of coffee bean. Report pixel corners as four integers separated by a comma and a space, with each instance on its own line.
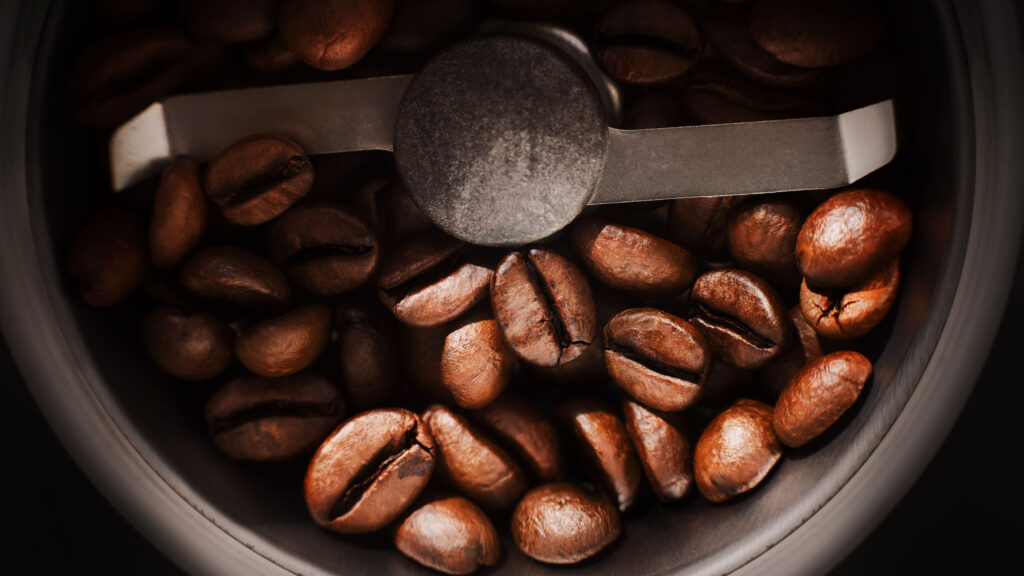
668, 196, 740, 262
235, 304, 332, 377
380, 0, 478, 54
726, 196, 805, 289
604, 308, 710, 412
595, 0, 703, 85
441, 317, 516, 409
394, 493, 500, 575
774, 351, 872, 447
178, 0, 277, 44
759, 306, 826, 398
680, 63, 828, 125
336, 302, 402, 411
305, 409, 435, 534
143, 307, 233, 380
511, 482, 620, 565
422, 404, 528, 510
267, 204, 378, 296
749, 0, 883, 69
179, 246, 291, 308
623, 399, 693, 502
149, 157, 207, 269
205, 134, 315, 226
205, 372, 345, 461
491, 249, 597, 367
800, 259, 900, 340
474, 392, 564, 482
796, 189, 912, 289
279, 0, 395, 71
555, 394, 642, 512
67, 209, 145, 307
694, 399, 781, 502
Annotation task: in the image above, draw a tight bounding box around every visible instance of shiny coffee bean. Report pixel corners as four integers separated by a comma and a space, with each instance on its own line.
491, 249, 597, 367
67, 209, 145, 307
305, 409, 435, 534
796, 189, 912, 289
143, 307, 233, 380
178, 0, 277, 44
727, 197, 805, 289
691, 269, 790, 370
235, 304, 332, 377
377, 232, 493, 328
800, 259, 900, 340
204, 372, 345, 461
604, 308, 710, 412
571, 218, 697, 298
556, 395, 642, 512
594, 0, 703, 85
380, 0, 478, 54
441, 317, 516, 409
667, 196, 740, 262
267, 204, 378, 296
205, 134, 315, 226
749, 0, 883, 69
149, 157, 206, 269
694, 399, 781, 503
179, 246, 291, 308
623, 399, 693, 502
760, 306, 825, 398
511, 482, 621, 565
774, 351, 871, 448
394, 493, 500, 575
279, 0, 395, 71
422, 405, 528, 510
336, 303, 402, 411
474, 392, 564, 482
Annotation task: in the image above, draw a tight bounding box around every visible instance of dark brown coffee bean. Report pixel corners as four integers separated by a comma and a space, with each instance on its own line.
279, 0, 395, 71
474, 392, 564, 482
305, 409, 435, 534
800, 259, 900, 340
595, 0, 703, 85
491, 249, 597, 367
149, 157, 207, 269
377, 232, 493, 328
760, 306, 825, 398
556, 395, 642, 512
267, 204, 378, 297
441, 318, 516, 409
694, 399, 781, 503
179, 0, 277, 44
511, 482, 621, 565
604, 308, 709, 412
394, 493, 500, 575
205, 372, 345, 461
727, 197, 805, 289
380, 0, 478, 54
205, 134, 315, 226
422, 405, 528, 510
668, 196, 741, 262
143, 307, 233, 380
571, 218, 697, 298
774, 351, 872, 447
623, 399, 693, 502
623, 88, 686, 129
400, 323, 457, 404
337, 303, 402, 411
749, 0, 883, 69
235, 304, 332, 377
67, 209, 145, 307
796, 189, 912, 289
179, 246, 291, 308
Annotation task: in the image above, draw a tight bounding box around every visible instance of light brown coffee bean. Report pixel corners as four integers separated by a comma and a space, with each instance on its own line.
694, 399, 781, 503
235, 304, 332, 377
511, 482, 620, 565
474, 392, 564, 482
727, 197, 805, 290
394, 493, 500, 575
760, 306, 826, 398
774, 351, 872, 448
623, 399, 693, 502
800, 260, 900, 340
279, 0, 395, 71
149, 157, 206, 269
441, 318, 516, 409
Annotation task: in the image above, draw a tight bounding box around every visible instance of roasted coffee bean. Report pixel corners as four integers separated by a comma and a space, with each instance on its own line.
691, 269, 790, 370
143, 307, 233, 380
604, 308, 710, 412
491, 249, 597, 367
774, 351, 871, 448
279, 0, 395, 71
178, 0, 277, 44
694, 399, 781, 503
179, 246, 291, 308
667, 196, 741, 262
267, 204, 378, 297
422, 404, 528, 510
571, 218, 697, 298
556, 394, 642, 512
205, 372, 345, 461
67, 209, 145, 307
205, 134, 315, 226
727, 197, 805, 289
394, 493, 500, 575
235, 304, 332, 377
380, 0, 478, 54
474, 392, 564, 482
337, 302, 402, 411
149, 157, 207, 269
760, 306, 825, 398
526, 332, 609, 386
623, 399, 693, 502
594, 0, 703, 85
511, 482, 621, 565
800, 259, 900, 340
623, 88, 686, 129
749, 0, 883, 69
441, 317, 516, 409
305, 409, 435, 534
796, 189, 912, 288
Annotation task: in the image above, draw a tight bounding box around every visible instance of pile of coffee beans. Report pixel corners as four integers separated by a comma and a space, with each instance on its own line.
65, 1, 907, 573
